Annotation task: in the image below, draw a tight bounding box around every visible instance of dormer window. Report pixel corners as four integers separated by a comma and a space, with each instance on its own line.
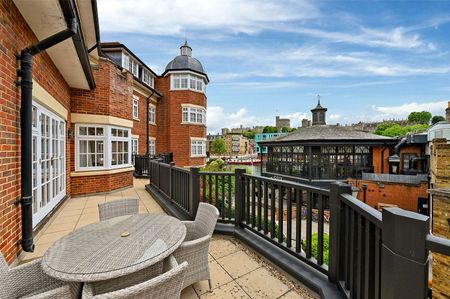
142, 69, 154, 88
131, 59, 139, 77
122, 54, 130, 71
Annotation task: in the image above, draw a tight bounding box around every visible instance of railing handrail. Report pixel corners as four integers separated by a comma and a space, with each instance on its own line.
242, 173, 330, 196
199, 171, 235, 175
426, 234, 450, 256
340, 193, 382, 227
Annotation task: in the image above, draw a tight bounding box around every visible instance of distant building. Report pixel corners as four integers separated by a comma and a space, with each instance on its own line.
224, 133, 251, 156
260, 99, 431, 214
348, 119, 409, 133
301, 119, 311, 127
255, 133, 288, 154
275, 116, 291, 130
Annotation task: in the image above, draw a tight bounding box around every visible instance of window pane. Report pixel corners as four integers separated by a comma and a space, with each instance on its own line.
80, 140, 87, 154
112, 128, 117, 136
88, 141, 96, 153
80, 154, 87, 167
88, 127, 96, 136
96, 128, 104, 136
79, 127, 87, 135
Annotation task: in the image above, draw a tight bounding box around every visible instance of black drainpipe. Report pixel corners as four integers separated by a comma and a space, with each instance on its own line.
146, 90, 156, 154
17, 15, 78, 253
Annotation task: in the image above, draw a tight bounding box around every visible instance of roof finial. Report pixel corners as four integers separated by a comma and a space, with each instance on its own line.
180, 39, 192, 56
317, 94, 321, 105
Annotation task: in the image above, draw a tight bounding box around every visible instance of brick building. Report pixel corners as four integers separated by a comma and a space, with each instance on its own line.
0, 1, 208, 262
261, 100, 429, 213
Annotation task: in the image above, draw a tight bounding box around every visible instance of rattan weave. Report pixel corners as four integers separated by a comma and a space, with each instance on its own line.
173, 202, 219, 289
0, 253, 81, 298
98, 198, 139, 221
42, 214, 186, 282
81, 255, 187, 298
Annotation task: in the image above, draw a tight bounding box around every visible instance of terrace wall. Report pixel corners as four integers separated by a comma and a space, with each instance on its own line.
0, 1, 72, 263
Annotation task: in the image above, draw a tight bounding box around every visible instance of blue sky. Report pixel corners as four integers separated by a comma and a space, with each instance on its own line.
98, 0, 450, 133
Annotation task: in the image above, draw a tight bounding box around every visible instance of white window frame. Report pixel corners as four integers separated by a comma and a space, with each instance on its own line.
142, 69, 155, 88
131, 59, 139, 77
110, 126, 131, 169
148, 104, 156, 124
122, 53, 130, 71
181, 104, 206, 125
148, 138, 156, 156
75, 124, 131, 171
191, 138, 207, 157
171, 73, 206, 93
131, 138, 139, 163
133, 95, 139, 120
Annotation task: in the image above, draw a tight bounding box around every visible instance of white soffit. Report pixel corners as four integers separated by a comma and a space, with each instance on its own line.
13, 0, 90, 90
76, 0, 99, 60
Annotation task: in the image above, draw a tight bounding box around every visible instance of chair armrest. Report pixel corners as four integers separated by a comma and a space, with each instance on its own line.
181, 221, 197, 241
179, 234, 211, 250
25, 285, 73, 299
9, 259, 64, 296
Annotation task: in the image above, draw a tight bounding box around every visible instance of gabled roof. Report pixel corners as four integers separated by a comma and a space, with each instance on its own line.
260, 125, 394, 144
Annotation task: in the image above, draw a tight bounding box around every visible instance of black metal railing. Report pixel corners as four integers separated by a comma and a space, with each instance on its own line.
238, 173, 330, 274
146, 159, 450, 299
134, 153, 173, 177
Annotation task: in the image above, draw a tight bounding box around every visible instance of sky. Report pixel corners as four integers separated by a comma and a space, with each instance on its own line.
97, 0, 450, 134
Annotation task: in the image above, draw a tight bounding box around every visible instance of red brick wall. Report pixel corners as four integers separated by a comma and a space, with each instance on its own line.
372, 146, 390, 174
0, 2, 72, 263
71, 58, 133, 120
155, 75, 207, 166
348, 178, 428, 212
131, 90, 157, 155
71, 171, 133, 196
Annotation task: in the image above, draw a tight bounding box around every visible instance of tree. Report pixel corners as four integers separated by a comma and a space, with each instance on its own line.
281, 127, 290, 133
431, 115, 445, 124
243, 130, 256, 139
374, 122, 429, 137
212, 138, 226, 155
407, 111, 432, 125
263, 126, 278, 133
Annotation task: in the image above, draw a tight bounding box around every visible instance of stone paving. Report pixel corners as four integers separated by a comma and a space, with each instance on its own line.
20, 178, 317, 299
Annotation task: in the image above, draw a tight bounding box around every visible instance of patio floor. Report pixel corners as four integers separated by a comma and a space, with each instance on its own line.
20, 178, 317, 299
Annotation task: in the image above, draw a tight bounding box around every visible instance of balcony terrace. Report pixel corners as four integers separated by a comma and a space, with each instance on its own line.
20, 179, 317, 299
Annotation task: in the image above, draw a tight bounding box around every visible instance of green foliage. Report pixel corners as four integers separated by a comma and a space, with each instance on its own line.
374, 122, 429, 137
302, 233, 329, 265
243, 130, 256, 139
407, 111, 432, 125
263, 126, 278, 133
281, 127, 290, 133
212, 138, 227, 155
203, 158, 225, 172
432, 115, 445, 124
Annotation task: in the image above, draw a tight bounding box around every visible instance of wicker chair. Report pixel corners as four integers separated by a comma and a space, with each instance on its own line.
81, 255, 187, 299
0, 253, 81, 299
98, 198, 139, 221
173, 202, 219, 290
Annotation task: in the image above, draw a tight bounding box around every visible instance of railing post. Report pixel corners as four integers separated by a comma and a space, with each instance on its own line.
189, 167, 200, 219
328, 182, 352, 284
157, 161, 161, 189
380, 207, 429, 299
234, 168, 246, 227
169, 162, 175, 199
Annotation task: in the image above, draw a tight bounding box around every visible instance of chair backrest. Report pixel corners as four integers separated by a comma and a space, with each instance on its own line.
98, 198, 139, 221
194, 202, 219, 237
93, 256, 187, 299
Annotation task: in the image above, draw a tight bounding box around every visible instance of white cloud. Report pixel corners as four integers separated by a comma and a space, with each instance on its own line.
98, 0, 318, 36
373, 100, 448, 119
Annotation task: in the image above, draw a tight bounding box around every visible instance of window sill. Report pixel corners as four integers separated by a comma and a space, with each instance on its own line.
133, 118, 140, 121
170, 88, 205, 94
71, 166, 134, 177
190, 155, 206, 158
181, 122, 206, 126
148, 122, 156, 125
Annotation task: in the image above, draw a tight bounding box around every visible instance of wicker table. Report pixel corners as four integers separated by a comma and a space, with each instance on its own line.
41, 214, 186, 282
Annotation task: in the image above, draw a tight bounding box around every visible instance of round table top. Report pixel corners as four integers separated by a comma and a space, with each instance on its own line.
42, 214, 186, 282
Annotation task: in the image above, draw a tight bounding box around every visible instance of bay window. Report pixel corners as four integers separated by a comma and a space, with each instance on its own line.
191, 139, 206, 157
182, 105, 206, 125
76, 124, 131, 171
171, 73, 205, 92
